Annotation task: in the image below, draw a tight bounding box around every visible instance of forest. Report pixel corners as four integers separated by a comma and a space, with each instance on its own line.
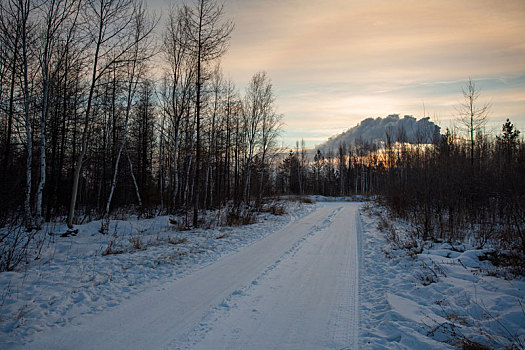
0, 0, 285, 232
0, 0, 524, 266
284, 114, 524, 262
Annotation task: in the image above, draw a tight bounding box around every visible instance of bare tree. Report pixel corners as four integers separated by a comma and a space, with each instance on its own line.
222, 78, 241, 202
203, 64, 222, 208
67, 0, 152, 230
256, 77, 282, 204
182, 0, 233, 226
34, 0, 82, 228
242, 71, 265, 203
0, 0, 22, 176
8, 0, 35, 229
338, 142, 346, 196
457, 78, 490, 164
100, 1, 156, 233
162, 4, 195, 212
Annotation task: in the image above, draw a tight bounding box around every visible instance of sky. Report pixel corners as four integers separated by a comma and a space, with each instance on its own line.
155, 0, 525, 148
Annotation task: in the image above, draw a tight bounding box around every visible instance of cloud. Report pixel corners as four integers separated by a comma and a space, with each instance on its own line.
155, 0, 525, 147
224, 0, 525, 82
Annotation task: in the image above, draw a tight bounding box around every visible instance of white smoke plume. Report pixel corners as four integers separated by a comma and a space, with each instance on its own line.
316, 114, 441, 153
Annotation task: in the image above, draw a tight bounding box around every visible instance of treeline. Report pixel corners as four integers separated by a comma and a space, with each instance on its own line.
279, 117, 524, 255
381, 119, 524, 254
0, 0, 285, 231
276, 139, 382, 196
1, 0, 523, 258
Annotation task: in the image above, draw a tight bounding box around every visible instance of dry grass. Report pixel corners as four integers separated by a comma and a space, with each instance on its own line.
222, 206, 257, 227
102, 238, 123, 256
297, 197, 313, 204
260, 202, 287, 216
168, 236, 187, 245
129, 236, 143, 250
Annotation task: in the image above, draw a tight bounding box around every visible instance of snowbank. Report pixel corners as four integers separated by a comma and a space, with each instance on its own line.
0, 201, 318, 347
360, 204, 525, 349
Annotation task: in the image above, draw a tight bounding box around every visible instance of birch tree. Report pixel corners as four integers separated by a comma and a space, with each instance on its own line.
100, 1, 155, 233
242, 71, 278, 204
162, 4, 195, 211
203, 64, 222, 208
182, 0, 233, 226
34, 0, 82, 228
67, 0, 151, 230
256, 74, 281, 204
17, 0, 34, 229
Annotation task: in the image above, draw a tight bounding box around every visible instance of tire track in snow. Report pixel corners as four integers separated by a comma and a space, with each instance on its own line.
24, 203, 360, 350
172, 205, 345, 349
328, 207, 360, 349
184, 203, 361, 350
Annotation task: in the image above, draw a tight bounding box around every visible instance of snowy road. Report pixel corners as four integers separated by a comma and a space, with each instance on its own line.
26, 202, 361, 349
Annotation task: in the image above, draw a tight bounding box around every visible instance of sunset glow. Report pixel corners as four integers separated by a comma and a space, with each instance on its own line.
205, 0, 525, 147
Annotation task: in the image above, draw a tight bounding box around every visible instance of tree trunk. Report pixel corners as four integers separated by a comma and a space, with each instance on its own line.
21, 0, 32, 229
102, 47, 139, 231
67, 13, 103, 229
192, 2, 204, 227
3, 29, 20, 174
125, 144, 142, 207
35, 49, 50, 229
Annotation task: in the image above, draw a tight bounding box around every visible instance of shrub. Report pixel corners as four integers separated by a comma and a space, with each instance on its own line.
260, 202, 287, 215
0, 216, 42, 272
222, 206, 257, 227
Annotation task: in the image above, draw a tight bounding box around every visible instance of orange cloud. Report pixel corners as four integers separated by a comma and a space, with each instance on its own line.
219, 0, 525, 146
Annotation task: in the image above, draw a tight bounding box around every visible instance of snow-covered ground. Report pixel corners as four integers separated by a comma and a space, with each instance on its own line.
3, 202, 361, 349
360, 204, 525, 349
0, 201, 317, 348
187, 202, 360, 350
1, 199, 523, 349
